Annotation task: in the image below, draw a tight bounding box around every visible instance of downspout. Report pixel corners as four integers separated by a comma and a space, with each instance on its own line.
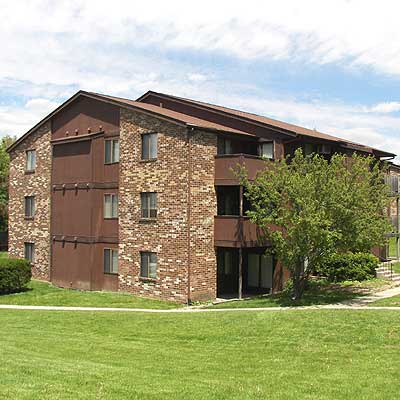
187, 126, 194, 304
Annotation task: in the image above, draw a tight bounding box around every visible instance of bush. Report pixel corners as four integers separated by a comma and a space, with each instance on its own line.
0, 257, 31, 293
317, 252, 378, 282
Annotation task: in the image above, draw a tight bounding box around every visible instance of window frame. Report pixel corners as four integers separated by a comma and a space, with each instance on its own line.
140, 192, 157, 219
104, 139, 120, 164
103, 193, 118, 219
259, 142, 274, 160
140, 251, 157, 280
24, 242, 35, 264
103, 248, 119, 274
24, 196, 35, 218
26, 149, 36, 172
141, 132, 158, 160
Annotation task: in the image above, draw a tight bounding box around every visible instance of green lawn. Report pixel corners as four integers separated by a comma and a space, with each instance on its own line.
391, 262, 400, 273
370, 294, 400, 307
0, 280, 180, 309
210, 278, 390, 309
0, 310, 399, 399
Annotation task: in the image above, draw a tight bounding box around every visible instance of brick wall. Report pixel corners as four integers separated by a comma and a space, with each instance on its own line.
8, 123, 52, 280
187, 130, 217, 301
119, 109, 217, 302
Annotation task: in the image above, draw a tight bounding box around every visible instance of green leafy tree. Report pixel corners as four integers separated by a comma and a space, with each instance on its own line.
238, 149, 390, 300
0, 135, 16, 231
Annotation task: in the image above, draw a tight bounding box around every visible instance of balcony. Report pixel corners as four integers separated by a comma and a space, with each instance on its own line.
214, 216, 269, 248
214, 154, 267, 185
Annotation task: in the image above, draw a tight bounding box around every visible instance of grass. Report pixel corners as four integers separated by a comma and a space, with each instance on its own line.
391, 262, 400, 273
0, 309, 399, 399
210, 278, 391, 309
0, 251, 8, 258
0, 280, 180, 309
370, 294, 400, 307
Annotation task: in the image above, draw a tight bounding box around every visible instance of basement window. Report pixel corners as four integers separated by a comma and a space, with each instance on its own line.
141, 133, 157, 160
140, 252, 157, 279
24, 196, 35, 218
141, 192, 157, 219
26, 150, 36, 171
24, 242, 35, 264
104, 248, 118, 274
104, 194, 118, 219
104, 139, 119, 164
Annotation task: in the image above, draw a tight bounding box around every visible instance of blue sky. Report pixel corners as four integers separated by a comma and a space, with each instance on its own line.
1, 0, 399, 160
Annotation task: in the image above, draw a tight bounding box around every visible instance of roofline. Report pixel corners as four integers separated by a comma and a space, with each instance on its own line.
137, 90, 298, 139
137, 90, 396, 159
7, 91, 195, 153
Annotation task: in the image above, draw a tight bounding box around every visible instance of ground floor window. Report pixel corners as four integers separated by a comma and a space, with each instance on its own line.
387, 235, 400, 259
140, 252, 157, 279
104, 248, 118, 274
24, 242, 35, 263
247, 253, 273, 290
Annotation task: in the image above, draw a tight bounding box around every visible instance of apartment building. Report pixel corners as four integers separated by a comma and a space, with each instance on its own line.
7, 90, 397, 302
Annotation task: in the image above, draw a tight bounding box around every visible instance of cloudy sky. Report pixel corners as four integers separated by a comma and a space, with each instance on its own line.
1, 0, 400, 159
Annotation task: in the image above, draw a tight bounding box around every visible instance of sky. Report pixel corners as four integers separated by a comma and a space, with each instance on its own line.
1, 0, 399, 160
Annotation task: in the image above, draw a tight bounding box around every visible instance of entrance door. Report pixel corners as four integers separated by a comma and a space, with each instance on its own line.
217, 248, 239, 297
247, 253, 273, 293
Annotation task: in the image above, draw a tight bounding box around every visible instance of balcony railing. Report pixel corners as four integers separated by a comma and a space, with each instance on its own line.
214, 154, 267, 185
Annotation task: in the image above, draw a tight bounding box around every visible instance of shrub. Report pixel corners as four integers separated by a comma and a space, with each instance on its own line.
317, 252, 378, 282
0, 257, 31, 293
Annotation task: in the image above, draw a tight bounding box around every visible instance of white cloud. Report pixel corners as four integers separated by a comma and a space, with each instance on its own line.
368, 102, 400, 114
0, 0, 399, 161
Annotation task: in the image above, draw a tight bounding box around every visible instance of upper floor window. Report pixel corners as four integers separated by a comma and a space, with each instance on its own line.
26, 150, 36, 171
216, 186, 240, 216
141, 133, 157, 160
105, 139, 119, 164
104, 248, 118, 274
259, 142, 274, 159
141, 192, 157, 219
24, 242, 35, 263
104, 194, 118, 219
217, 137, 233, 155
24, 196, 35, 218
140, 252, 157, 279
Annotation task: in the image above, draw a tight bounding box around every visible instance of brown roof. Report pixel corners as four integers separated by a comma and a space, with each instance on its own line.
137, 91, 395, 157
7, 89, 397, 159
88, 92, 253, 136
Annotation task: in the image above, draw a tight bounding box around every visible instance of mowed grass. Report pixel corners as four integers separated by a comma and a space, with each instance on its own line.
210, 279, 390, 309
0, 280, 180, 309
370, 294, 400, 307
0, 310, 399, 400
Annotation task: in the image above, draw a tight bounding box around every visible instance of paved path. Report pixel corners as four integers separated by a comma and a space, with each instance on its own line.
341, 285, 400, 306
0, 303, 400, 313
1, 284, 399, 313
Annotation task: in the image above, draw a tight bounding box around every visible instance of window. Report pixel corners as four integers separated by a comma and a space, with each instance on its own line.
104, 194, 118, 218
24, 242, 35, 263
24, 196, 35, 218
259, 142, 274, 159
104, 248, 118, 274
141, 192, 157, 219
141, 133, 157, 160
104, 139, 119, 164
216, 187, 240, 215
140, 252, 157, 279
304, 143, 317, 156
217, 137, 233, 155
26, 150, 36, 171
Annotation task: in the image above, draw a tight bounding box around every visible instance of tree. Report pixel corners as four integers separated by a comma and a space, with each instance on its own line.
238, 149, 391, 300
0, 135, 16, 231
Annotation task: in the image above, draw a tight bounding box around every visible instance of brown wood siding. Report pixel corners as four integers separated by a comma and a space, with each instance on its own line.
50, 99, 119, 291
52, 96, 119, 140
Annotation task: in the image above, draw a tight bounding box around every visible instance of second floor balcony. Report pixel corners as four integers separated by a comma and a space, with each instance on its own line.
215, 154, 267, 185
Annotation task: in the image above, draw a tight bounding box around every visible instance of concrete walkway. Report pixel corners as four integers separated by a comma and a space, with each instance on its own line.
0, 303, 400, 313
0, 284, 399, 313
